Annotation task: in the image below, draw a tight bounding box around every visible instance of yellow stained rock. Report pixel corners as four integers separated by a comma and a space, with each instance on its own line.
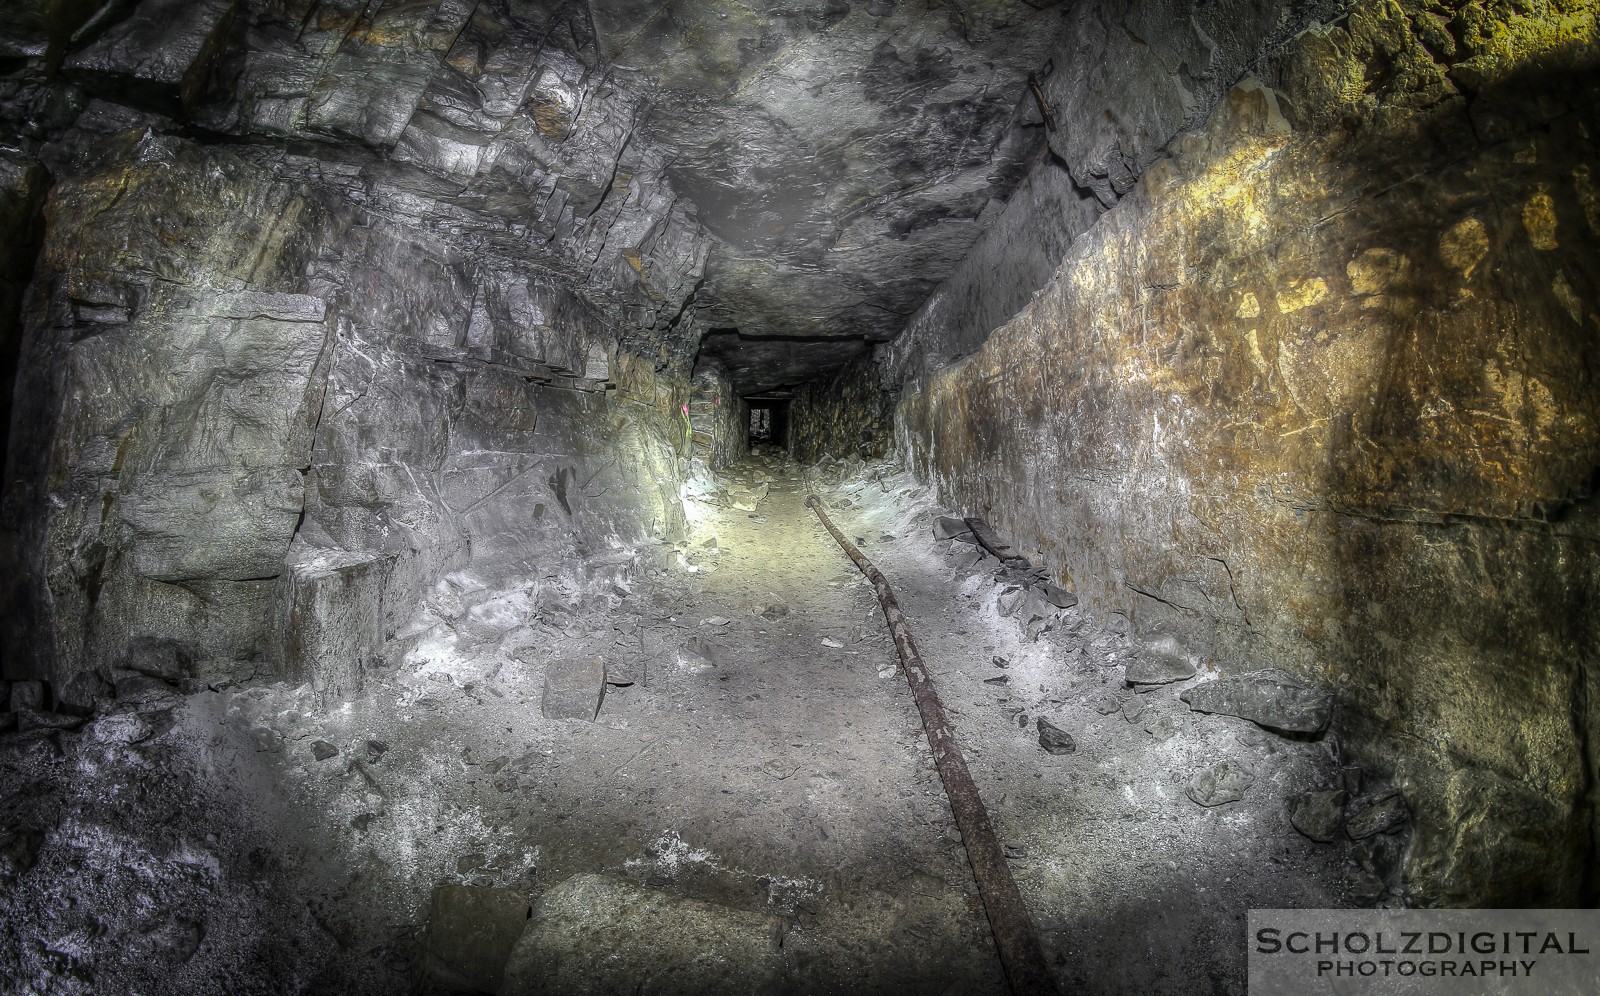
1522, 186, 1560, 250
1275, 277, 1328, 314
1440, 217, 1489, 281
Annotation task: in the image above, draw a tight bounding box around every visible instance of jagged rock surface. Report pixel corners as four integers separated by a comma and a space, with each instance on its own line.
892, 0, 1600, 906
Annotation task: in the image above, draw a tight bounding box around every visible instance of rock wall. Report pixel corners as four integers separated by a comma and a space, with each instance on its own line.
882, 0, 1350, 387
687, 357, 747, 471
894, 0, 1600, 906
1, 126, 697, 705
791, 356, 897, 465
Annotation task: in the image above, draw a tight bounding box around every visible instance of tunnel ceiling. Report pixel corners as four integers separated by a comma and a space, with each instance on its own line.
590, 0, 1059, 347
696, 330, 871, 397
0, 0, 1064, 397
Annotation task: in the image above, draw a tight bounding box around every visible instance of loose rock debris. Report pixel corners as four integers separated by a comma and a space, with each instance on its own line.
0, 451, 1403, 995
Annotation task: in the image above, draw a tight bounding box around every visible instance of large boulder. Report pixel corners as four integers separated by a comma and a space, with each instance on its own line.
501, 874, 787, 996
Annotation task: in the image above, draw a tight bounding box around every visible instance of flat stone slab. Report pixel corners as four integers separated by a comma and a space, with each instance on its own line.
1187, 758, 1255, 807
1036, 582, 1078, 609
501, 873, 786, 996
1287, 789, 1347, 842
1124, 651, 1196, 685
1036, 717, 1076, 755
1180, 669, 1333, 732
424, 884, 530, 994
931, 516, 972, 541
542, 657, 606, 721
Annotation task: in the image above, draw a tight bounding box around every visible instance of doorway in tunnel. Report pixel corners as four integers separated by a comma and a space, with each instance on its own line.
745, 398, 790, 448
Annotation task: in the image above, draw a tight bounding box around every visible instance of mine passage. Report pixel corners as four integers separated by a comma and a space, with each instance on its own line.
1, 0, 1597, 994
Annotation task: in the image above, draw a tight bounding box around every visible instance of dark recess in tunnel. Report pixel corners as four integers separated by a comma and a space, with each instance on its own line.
744, 398, 790, 448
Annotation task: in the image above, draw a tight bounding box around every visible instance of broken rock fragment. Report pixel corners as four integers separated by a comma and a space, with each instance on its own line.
1180, 669, 1333, 733
1187, 759, 1255, 807
1036, 718, 1076, 755
542, 657, 606, 722
1287, 789, 1347, 842
1125, 651, 1197, 685
1346, 792, 1410, 839
1091, 693, 1123, 716
932, 516, 973, 541
1036, 582, 1078, 609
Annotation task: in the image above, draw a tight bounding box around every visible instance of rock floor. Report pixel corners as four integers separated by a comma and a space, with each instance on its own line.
1, 451, 1365, 995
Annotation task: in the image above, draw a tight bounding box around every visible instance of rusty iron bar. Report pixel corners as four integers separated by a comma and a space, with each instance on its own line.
804, 493, 1062, 996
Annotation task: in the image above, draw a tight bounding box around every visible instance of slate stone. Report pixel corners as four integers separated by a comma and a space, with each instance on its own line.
500, 874, 785, 996
1186, 759, 1255, 807
1036, 718, 1076, 755
1019, 587, 1059, 623
932, 516, 972, 541
542, 658, 606, 722
1091, 693, 1123, 716
1037, 582, 1078, 609
1120, 696, 1146, 723
1180, 670, 1332, 733
1286, 789, 1347, 842
1346, 792, 1410, 839
309, 740, 339, 762
995, 585, 1028, 617
1125, 652, 1196, 685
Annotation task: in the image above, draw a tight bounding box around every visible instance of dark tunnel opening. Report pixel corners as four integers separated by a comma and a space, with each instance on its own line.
744, 398, 790, 448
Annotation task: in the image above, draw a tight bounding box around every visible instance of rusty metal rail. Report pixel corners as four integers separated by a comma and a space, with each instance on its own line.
804, 493, 1062, 996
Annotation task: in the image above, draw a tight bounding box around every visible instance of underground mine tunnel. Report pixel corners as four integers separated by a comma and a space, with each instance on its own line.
1, 0, 1598, 994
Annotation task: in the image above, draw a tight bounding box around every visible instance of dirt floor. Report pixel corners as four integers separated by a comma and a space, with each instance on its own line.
1, 450, 1373, 995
